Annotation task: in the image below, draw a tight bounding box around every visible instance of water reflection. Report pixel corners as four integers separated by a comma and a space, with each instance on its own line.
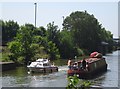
1, 51, 119, 87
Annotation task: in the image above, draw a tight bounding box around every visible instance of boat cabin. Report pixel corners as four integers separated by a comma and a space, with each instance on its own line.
27, 58, 58, 73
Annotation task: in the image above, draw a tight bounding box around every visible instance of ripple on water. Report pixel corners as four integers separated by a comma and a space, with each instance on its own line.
2, 51, 119, 87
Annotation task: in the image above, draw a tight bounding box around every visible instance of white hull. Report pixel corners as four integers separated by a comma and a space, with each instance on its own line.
28, 66, 58, 73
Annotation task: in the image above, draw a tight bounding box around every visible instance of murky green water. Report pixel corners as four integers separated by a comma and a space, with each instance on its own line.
1, 51, 119, 88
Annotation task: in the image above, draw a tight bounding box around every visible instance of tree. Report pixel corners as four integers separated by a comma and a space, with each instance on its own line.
8, 24, 48, 64
47, 41, 60, 60
1, 20, 19, 45
33, 26, 47, 37
45, 22, 61, 59
100, 28, 113, 52
8, 41, 23, 62
63, 11, 106, 53
46, 22, 61, 47
59, 29, 76, 59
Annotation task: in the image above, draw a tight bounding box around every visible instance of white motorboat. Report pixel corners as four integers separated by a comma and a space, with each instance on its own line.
27, 58, 58, 73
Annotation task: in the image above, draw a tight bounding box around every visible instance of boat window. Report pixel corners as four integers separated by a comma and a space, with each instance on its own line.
43, 63, 49, 66
38, 64, 42, 66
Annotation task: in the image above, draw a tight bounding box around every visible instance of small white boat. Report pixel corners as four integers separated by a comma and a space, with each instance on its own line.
27, 58, 58, 73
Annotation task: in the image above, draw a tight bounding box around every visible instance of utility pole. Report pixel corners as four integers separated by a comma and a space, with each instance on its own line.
34, 3, 37, 27
62, 16, 64, 22
62, 16, 64, 26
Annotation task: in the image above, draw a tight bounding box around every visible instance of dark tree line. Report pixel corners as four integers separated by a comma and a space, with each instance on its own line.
1, 11, 113, 64
63, 11, 113, 53
1, 20, 19, 45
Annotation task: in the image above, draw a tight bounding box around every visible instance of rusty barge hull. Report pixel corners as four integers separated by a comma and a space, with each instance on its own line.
67, 58, 107, 79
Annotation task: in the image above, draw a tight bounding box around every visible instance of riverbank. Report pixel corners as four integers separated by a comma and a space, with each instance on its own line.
1, 56, 88, 72
0, 62, 16, 72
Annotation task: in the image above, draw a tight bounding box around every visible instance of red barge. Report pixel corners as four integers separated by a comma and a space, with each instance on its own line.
67, 57, 107, 79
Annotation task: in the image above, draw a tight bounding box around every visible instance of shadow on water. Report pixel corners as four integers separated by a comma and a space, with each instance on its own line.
2, 66, 28, 77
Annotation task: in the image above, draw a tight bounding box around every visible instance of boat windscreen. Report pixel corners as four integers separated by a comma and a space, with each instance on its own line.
43, 63, 50, 66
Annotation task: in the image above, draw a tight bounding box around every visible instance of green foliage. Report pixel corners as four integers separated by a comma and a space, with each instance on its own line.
33, 26, 47, 37
8, 41, 22, 54
7, 23, 60, 64
7, 24, 49, 64
99, 28, 113, 52
47, 22, 60, 42
2, 10, 114, 63
67, 75, 80, 88
46, 41, 60, 60
52, 59, 68, 66
0, 46, 12, 62
67, 75, 92, 89
43, 22, 61, 60
59, 29, 77, 59
63, 11, 113, 53
1, 20, 19, 45
76, 48, 85, 56
1, 53, 10, 62
30, 43, 49, 61
7, 41, 23, 62
17, 56, 24, 63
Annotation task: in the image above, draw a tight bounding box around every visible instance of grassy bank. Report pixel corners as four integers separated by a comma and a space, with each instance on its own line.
0, 52, 10, 62
1, 46, 89, 66
0, 46, 13, 62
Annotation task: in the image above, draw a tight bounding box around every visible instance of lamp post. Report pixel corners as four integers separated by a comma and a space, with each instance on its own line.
34, 3, 37, 27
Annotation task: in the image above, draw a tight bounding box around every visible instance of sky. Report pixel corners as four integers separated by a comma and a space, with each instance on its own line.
0, 1, 119, 38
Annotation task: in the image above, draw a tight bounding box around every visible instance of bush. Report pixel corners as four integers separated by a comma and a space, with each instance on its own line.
67, 74, 92, 89
17, 56, 25, 64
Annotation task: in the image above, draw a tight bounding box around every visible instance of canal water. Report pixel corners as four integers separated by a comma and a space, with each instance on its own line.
1, 51, 119, 88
